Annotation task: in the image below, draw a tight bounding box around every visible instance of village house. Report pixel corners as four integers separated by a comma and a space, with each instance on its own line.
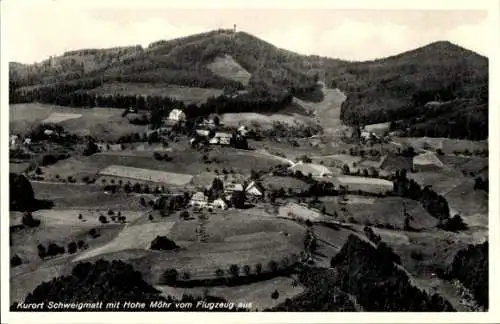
23, 138, 32, 145
9, 135, 18, 148
237, 125, 249, 137
289, 162, 333, 178
210, 132, 232, 145
189, 191, 208, 208
245, 181, 265, 197
211, 198, 228, 210
168, 109, 186, 122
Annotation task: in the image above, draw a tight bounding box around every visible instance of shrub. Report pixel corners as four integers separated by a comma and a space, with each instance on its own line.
255, 263, 263, 275
271, 290, 280, 300
228, 264, 240, 278
243, 265, 251, 276
11, 254, 22, 267
107, 209, 114, 216
268, 260, 279, 273
161, 269, 179, 284
77, 240, 85, 249
182, 272, 191, 280
67, 242, 77, 254
150, 236, 179, 251
98, 215, 108, 224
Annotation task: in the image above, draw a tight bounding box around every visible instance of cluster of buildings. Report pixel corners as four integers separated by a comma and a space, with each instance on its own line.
188, 180, 265, 210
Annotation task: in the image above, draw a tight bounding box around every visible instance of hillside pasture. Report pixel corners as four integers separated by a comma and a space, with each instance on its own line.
261, 176, 309, 193
333, 176, 393, 194
207, 55, 252, 86
444, 178, 488, 227
155, 276, 304, 311
10, 103, 149, 141
322, 196, 438, 230
99, 165, 193, 185
407, 171, 465, 195
292, 85, 347, 135
221, 112, 318, 130
42, 112, 82, 124
31, 182, 147, 210
80, 212, 305, 283
74, 221, 176, 261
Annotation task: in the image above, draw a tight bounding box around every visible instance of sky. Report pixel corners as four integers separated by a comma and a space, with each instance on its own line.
5, 4, 490, 64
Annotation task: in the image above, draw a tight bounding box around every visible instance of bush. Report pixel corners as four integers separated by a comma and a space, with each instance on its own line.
150, 236, 179, 251
98, 215, 108, 224
161, 269, 179, 284
107, 209, 114, 216
67, 242, 77, 254
11, 254, 22, 267
89, 228, 100, 238
271, 290, 280, 300
255, 263, 263, 275
77, 240, 85, 249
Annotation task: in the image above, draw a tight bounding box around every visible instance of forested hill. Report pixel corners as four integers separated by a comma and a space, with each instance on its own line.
334, 41, 488, 140
10, 30, 340, 98
10, 31, 488, 140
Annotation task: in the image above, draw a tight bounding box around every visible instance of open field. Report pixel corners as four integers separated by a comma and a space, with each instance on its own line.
292, 84, 347, 135
10, 103, 149, 141
207, 55, 252, 86
261, 176, 309, 193
444, 179, 488, 228
99, 165, 193, 185
321, 196, 438, 230
42, 112, 82, 124
221, 112, 318, 131
155, 276, 304, 310
394, 137, 488, 154
278, 203, 326, 222
31, 182, 148, 210
333, 176, 393, 193
84, 82, 223, 105
75, 221, 176, 261
77, 212, 305, 283
407, 171, 465, 195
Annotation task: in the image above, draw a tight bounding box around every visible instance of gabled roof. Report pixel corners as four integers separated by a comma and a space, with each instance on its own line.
191, 191, 207, 201
413, 152, 444, 167
226, 183, 244, 191
214, 132, 232, 138
245, 181, 265, 193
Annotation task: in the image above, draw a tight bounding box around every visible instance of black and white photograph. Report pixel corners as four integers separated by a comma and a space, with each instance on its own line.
1, 0, 497, 322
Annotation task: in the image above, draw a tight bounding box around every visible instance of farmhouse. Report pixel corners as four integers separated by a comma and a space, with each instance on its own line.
211, 132, 232, 145
245, 181, 265, 197
289, 162, 333, 178
237, 125, 249, 136
195, 129, 210, 137
10, 135, 18, 147
211, 198, 228, 210
168, 109, 186, 122
190, 191, 208, 208
43, 129, 56, 136
413, 152, 444, 172
225, 183, 244, 197
23, 138, 32, 145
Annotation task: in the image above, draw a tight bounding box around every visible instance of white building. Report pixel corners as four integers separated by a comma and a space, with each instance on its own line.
211, 198, 228, 210
168, 109, 186, 121
245, 181, 264, 197
237, 125, 249, 136
212, 132, 232, 145
190, 192, 208, 208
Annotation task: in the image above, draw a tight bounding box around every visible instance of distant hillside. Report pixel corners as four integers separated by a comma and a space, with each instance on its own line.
10, 33, 488, 140
334, 41, 488, 140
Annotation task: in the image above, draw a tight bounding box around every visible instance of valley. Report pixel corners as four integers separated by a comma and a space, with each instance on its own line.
8, 29, 488, 312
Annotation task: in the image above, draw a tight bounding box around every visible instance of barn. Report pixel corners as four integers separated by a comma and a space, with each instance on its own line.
413, 152, 444, 172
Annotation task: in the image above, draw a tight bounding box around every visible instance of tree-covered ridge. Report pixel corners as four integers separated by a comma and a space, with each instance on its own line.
447, 241, 488, 309
336, 41, 488, 140
12, 259, 246, 312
